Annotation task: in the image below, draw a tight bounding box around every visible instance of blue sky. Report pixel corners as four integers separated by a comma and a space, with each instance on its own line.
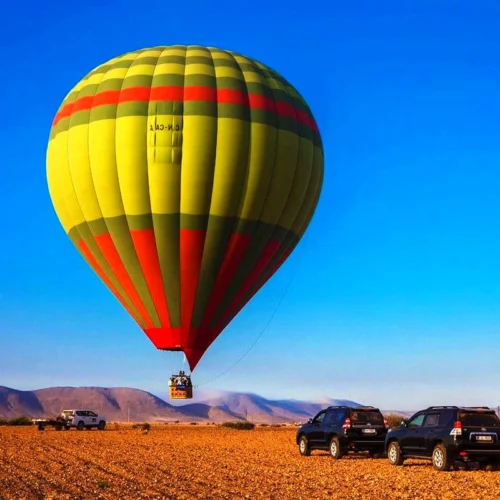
1, 0, 500, 410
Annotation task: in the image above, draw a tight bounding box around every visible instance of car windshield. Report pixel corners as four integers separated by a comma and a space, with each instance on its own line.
351, 411, 384, 424
459, 412, 500, 428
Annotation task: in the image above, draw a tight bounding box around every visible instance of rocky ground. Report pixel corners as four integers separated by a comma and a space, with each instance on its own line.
0, 425, 499, 499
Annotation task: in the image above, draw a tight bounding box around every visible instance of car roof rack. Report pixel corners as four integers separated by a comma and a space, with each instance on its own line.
325, 405, 379, 411
459, 406, 492, 410
426, 406, 492, 411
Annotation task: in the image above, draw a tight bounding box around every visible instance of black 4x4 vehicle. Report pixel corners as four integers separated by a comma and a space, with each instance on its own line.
385, 406, 500, 471
296, 406, 388, 459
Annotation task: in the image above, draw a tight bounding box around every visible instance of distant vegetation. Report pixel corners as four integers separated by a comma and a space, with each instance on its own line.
0, 416, 32, 426
222, 422, 255, 430
132, 422, 151, 432
385, 413, 406, 429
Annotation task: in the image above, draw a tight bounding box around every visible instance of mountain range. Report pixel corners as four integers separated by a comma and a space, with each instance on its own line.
0, 386, 381, 424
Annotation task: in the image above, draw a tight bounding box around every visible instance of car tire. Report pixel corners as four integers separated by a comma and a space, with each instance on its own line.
432, 443, 452, 471
98, 421, 106, 431
77, 421, 85, 431
387, 441, 404, 466
298, 436, 311, 456
329, 436, 343, 460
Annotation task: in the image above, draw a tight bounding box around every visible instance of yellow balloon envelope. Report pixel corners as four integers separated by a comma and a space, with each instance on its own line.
46, 45, 324, 371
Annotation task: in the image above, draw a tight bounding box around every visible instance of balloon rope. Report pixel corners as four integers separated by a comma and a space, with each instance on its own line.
193, 237, 307, 388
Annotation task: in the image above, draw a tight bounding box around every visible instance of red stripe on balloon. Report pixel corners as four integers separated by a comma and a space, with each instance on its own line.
179, 229, 206, 340
53, 86, 319, 133
94, 233, 154, 329
78, 240, 144, 327
130, 229, 172, 328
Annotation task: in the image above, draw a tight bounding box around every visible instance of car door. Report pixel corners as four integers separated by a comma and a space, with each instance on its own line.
322, 410, 340, 446
309, 411, 327, 445
400, 413, 426, 453
419, 412, 440, 454
88, 411, 98, 425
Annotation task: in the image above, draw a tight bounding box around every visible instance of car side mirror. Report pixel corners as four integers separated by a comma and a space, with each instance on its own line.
401, 419, 407, 427
307, 418, 313, 424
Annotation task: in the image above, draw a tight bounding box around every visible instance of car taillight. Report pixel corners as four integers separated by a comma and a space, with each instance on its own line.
342, 417, 351, 429
450, 420, 462, 436
384, 418, 389, 428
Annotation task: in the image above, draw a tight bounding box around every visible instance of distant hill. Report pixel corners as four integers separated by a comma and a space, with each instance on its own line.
0, 386, 44, 418
0, 386, 236, 423
0, 386, 363, 423
182, 391, 363, 424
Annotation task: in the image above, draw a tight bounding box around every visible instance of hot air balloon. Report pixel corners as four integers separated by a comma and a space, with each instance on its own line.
46, 45, 324, 399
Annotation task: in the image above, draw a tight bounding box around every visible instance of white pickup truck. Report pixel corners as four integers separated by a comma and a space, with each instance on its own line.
33, 409, 107, 431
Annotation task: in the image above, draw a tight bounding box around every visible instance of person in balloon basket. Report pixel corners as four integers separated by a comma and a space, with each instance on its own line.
172, 371, 192, 389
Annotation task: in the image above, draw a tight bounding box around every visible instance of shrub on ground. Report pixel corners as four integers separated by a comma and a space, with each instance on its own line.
222, 422, 255, 430
0, 416, 32, 426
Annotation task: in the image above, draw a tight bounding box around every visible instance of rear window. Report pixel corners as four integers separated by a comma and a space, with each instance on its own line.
351, 411, 384, 424
459, 412, 500, 428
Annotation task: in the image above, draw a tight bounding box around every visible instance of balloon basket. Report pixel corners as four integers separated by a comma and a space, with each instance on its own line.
168, 371, 193, 399
169, 386, 193, 399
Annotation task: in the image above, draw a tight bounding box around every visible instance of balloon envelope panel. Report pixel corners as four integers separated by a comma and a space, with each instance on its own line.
46, 45, 324, 371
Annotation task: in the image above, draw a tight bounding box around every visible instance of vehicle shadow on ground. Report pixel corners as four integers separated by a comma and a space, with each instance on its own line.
312, 452, 387, 460
402, 462, 499, 471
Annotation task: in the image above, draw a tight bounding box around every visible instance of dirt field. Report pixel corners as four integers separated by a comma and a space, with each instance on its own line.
1, 425, 500, 500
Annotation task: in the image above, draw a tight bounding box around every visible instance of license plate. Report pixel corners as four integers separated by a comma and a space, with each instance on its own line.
477, 436, 493, 441
362, 429, 376, 434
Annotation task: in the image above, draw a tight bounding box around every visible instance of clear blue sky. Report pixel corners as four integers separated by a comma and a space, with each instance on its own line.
1, 0, 499, 410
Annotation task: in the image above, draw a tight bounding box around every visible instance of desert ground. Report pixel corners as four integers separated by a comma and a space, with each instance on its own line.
1, 425, 499, 500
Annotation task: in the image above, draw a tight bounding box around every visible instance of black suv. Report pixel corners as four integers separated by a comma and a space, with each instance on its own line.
296, 406, 388, 458
385, 406, 500, 471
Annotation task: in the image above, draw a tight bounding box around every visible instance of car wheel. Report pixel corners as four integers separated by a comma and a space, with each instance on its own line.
298, 436, 310, 456
98, 421, 106, 431
77, 421, 85, 431
432, 444, 451, 471
329, 437, 343, 460
387, 441, 404, 466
